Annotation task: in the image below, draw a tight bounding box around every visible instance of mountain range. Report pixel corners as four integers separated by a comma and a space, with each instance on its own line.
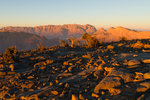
1, 24, 150, 52
94, 26, 150, 42
1, 24, 96, 40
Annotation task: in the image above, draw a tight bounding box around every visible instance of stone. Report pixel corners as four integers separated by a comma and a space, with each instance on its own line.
109, 88, 121, 95
72, 94, 79, 100
9, 64, 14, 71
94, 70, 104, 78
127, 59, 141, 66
0, 72, 6, 76
50, 91, 59, 95
0, 64, 4, 68
142, 59, 150, 63
137, 81, 150, 92
108, 69, 135, 83
7, 71, 16, 75
144, 72, 150, 79
27, 76, 34, 79
107, 45, 114, 49
94, 76, 121, 93
79, 94, 84, 100
92, 93, 99, 98
136, 86, 148, 92
134, 72, 144, 82
46, 60, 54, 64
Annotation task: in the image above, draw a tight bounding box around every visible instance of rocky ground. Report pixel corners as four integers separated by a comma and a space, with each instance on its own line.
0, 39, 150, 100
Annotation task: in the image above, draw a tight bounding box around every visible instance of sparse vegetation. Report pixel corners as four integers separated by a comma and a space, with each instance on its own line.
59, 40, 69, 47
82, 33, 100, 48
37, 43, 47, 52
119, 36, 128, 42
68, 37, 75, 48
3, 46, 18, 63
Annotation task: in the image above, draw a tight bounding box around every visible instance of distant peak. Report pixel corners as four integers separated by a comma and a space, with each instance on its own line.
97, 27, 106, 31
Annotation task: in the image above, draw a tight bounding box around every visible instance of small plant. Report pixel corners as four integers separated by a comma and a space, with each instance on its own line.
37, 43, 46, 51
68, 37, 75, 48
59, 40, 69, 47
3, 46, 18, 63
120, 36, 128, 42
82, 33, 99, 48
76, 39, 80, 46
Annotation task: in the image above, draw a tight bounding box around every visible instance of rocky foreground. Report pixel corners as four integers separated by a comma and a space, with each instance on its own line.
1, 39, 150, 100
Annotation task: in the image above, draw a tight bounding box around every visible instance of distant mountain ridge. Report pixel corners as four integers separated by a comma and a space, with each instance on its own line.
94, 26, 150, 42
1, 24, 96, 40
1, 24, 150, 48
0, 30, 59, 52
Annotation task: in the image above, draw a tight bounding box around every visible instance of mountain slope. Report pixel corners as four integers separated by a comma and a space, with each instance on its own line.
1, 24, 96, 40
94, 26, 150, 42
0, 30, 59, 52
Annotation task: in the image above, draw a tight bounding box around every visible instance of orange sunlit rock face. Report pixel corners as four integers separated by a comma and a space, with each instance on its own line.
94, 26, 150, 42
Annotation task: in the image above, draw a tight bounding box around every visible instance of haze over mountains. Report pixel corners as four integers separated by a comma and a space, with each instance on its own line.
1, 24, 150, 52
2, 24, 96, 40
0, 30, 59, 52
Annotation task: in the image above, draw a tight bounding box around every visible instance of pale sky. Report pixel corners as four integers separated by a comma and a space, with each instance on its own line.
0, 0, 150, 30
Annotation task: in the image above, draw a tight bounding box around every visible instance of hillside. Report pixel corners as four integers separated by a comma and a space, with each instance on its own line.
94, 26, 150, 42
0, 30, 59, 52
1, 24, 96, 40
0, 39, 150, 99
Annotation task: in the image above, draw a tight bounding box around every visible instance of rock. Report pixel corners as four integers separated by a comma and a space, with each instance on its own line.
144, 72, 150, 79
127, 59, 141, 66
94, 70, 104, 79
104, 67, 115, 72
0, 64, 4, 68
7, 71, 16, 75
27, 76, 34, 79
137, 82, 150, 92
51, 91, 59, 95
136, 86, 148, 92
58, 72, 72, 77
92, 93, 99, 98
94, 76, 121, 93
79, 94, 84, 100
108, 69, 135, 83
107, 45, 114, 50
72, 94, 79, 100
109, 88, 121, 95
46, 60, 54, 64
134, 72, 144, 82
0, 72, 6, 76
142, 59, 150, 63
9, 64, 14, 71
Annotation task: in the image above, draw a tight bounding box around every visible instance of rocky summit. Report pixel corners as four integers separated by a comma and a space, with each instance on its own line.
1, 39, 150, 100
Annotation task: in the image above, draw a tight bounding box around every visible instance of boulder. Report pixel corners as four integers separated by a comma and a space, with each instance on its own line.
142, 59, 150, 64
144, 72, 150, 79
94, 76, 121, 93
127, 59, 141, 66
108, 69, 135, 83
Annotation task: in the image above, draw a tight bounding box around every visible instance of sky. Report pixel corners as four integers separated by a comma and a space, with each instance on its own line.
0, 0, 150, 30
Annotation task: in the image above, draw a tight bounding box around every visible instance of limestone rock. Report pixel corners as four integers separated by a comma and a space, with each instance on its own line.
127, 59, 141, 66
144, 72, 150, 79
9, 64, 14, 71
108, 69, 135, 83
142, 59, 150, 63
94, 76, 121, 93
72, 94, 79, 100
